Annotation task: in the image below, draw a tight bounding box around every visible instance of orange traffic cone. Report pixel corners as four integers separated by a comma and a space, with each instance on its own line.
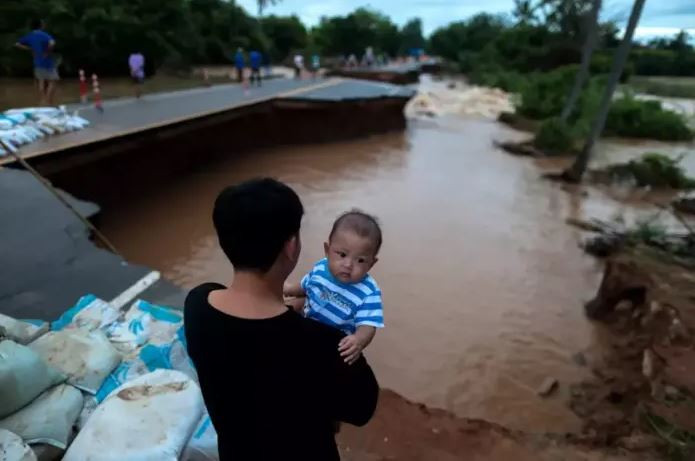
79, 69, 88, 104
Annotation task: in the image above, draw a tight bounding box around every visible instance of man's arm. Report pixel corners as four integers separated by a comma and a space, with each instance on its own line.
331, 346, 379, 426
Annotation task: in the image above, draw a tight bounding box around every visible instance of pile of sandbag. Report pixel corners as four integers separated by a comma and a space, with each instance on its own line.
0, 107, 89, 156
0, 294, 218, 460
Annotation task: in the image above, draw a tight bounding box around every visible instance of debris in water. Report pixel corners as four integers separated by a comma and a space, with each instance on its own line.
536, 377, 559, 397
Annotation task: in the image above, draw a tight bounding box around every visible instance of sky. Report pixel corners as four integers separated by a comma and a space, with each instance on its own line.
237, 0, 695, 39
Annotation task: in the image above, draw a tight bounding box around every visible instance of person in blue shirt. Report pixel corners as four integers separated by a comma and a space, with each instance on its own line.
233, 48, 245, 83
15, 19, 59, 106
249, 50, 262, 87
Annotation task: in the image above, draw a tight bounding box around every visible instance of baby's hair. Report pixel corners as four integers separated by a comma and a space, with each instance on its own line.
329, 209, 382, 254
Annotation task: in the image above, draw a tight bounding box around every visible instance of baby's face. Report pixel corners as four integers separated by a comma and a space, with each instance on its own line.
324, 230, 378, 284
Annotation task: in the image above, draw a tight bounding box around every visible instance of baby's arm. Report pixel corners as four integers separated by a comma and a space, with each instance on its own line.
283, 281, 306, 314
338, 326, 376, 364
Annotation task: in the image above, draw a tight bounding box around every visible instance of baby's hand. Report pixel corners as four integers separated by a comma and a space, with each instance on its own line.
338, 335, 364, 365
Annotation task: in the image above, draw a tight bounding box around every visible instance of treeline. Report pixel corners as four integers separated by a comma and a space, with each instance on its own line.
0, 1, 425, 78
427, 5, 695, 80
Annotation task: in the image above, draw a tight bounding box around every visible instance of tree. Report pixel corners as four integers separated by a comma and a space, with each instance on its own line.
560, 0, 601, 121
399, 18, 425, 55
563, 0, 646, 182
311, 8, 401, 56
261, 15, 307, 61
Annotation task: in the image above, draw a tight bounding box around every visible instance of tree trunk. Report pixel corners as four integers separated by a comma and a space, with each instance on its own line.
564, 0, 646, 183
560, 0, 602, 122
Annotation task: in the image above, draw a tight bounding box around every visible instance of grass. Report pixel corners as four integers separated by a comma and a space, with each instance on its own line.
629, 76, 695, 100
645, 411, 695, 461
604, 153, 695, 190
0, 73, 234, 111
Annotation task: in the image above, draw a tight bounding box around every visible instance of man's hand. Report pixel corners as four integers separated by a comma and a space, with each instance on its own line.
338, 334, 365, 364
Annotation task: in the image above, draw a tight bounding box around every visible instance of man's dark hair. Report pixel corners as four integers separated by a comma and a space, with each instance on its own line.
213, 178, 303, 272
329, 210, 382, 254
31, 19, 44, 30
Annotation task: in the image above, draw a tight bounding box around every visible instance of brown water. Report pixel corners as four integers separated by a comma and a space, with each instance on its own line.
98, 85, 691, 434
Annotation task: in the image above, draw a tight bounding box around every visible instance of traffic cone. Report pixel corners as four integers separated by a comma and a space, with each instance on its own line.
91, 73, 103, 112
79, 69, 88, 104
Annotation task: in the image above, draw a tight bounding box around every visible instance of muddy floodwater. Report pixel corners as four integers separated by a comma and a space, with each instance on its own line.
98, 81, 692, 434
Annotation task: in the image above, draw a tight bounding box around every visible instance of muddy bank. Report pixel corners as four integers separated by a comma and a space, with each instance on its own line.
338, 389, 649, 460
566, 245, 695, 458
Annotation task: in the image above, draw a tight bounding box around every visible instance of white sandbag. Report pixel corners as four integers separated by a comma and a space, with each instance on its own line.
181, 414, 219, 461
0, 429, 37, 461
0, 314, 49, 345
30, 329, 121, 394
0, 341, 65, 418
64, 369, 204, 461
107, 300, 183, 354
0, 384, 83, 449
95, 326, 197, 403
5, 107, 60, 117
52, 295, 120, 333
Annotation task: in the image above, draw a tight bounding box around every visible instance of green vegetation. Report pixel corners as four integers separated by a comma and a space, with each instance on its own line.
604, 153, 695, 189
645, 410, 695, 461
605, 95, 694, 141
533, 117, 574, 154
0, 2, 425, 77
629, 77, 695, 99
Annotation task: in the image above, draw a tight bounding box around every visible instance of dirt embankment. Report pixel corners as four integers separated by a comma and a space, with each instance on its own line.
337, 389, 651, 460
569, 246, 695, 459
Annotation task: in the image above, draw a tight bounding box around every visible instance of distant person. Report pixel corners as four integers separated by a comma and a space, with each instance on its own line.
15, 19, 59, 106
364, 47, 375, 67
184, 178, 379, 461
128, 52, 145, 98
293, 53, 304, 79
347, 54, 358, 68
284, 210, 385, 364
310, 54, 320, 79
234, 48, 245, 83
249, 50, 262, 86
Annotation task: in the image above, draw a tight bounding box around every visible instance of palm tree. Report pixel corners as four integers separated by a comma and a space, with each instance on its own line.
560, 0, 602, 121
563, 0, 646, 182
257, 0, 278, 17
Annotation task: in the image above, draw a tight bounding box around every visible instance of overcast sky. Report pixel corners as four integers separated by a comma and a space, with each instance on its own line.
237, 0, 695, 39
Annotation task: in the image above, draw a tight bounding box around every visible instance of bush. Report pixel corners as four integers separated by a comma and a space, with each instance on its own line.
606, 153, 695, 189
533, 117, 574, 153
605, 95, 694, 141
517, 65, 578, 119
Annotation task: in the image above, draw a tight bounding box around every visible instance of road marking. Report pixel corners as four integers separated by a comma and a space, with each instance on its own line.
0, 78, 345, 167
110, 270, 161, 310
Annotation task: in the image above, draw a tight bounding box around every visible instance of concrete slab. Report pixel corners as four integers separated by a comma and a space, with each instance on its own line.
0, 168, 183, 320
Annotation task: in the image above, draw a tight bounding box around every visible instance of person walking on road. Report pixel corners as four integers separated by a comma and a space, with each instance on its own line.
128, 51, 145, 98
311, 54, 320, 79
234, 48, 245, 83
15, 19, 59, 106
293, 53, 304, 79
249, 50, 262, 87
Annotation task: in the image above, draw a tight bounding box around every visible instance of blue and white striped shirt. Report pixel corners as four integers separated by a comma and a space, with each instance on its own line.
301, 258, 384, 334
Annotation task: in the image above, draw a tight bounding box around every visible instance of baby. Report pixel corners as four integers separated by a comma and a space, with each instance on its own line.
284, 210, 384, 364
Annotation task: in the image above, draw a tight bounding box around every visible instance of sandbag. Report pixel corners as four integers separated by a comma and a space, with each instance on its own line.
0, 314, 49, 345
96, 329, 196, 403
0, 429, 37, 461
64, 369, 204, 461
29, 329, 121, 394
0, 341, 65, 418
52, 295, 120, 333
107, 300, 183, 354
0, 384, 83, 449
181, 414, 219, 461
